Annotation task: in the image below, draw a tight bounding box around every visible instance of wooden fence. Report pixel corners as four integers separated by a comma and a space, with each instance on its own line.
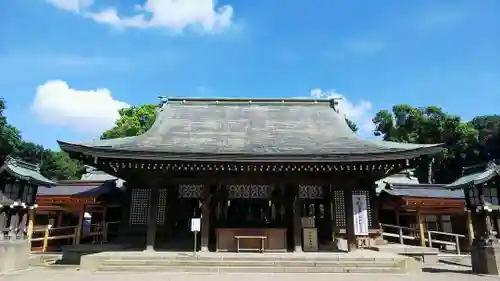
30, 221, 121, 252
380, 223, 467, 254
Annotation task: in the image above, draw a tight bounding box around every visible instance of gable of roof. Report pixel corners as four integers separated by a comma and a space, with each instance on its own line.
0, 156, 55, 186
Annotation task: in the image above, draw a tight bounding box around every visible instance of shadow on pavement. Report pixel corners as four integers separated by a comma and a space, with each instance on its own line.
422, 267, 474, 275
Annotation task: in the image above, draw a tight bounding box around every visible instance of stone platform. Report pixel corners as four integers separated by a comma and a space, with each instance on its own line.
0, 239, 30, 273
371, 244, 440, 264
79, 250, 421, 274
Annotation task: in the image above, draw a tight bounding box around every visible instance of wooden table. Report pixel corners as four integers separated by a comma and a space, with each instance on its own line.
234, 235, 267, 252
216, 228, 287, 252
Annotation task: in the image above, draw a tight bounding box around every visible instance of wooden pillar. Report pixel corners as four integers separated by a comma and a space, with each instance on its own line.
293, 185, 302, 252
102, 206, 108, 242
344, 188, 357, 251
395, 210, 403, 244
27, 208, 35, 240
166, 184, 179, 242
417, 209, 426, 247
74, 207, 85, 245
0, 209, 6, 240
322, 185, 333, 242
145, 186, 159, 251
56, 211, 63, 227
200, 185, 210, 252
466, 210, 474, 246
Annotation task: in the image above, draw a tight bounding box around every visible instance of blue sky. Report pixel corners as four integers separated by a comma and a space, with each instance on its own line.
1, 0, 499, 149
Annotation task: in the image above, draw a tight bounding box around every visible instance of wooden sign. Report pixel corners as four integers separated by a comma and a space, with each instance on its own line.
352, 194, 369, 236
302, 228, 318, 251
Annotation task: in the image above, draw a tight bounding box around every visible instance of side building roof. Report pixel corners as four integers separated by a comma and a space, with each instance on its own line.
445, 162, 500, 190
0, 156, 55, 186
377, 169, 464, 199
58, 98, 444, 162
381, 184, 464, 199
37, 179, 122, 198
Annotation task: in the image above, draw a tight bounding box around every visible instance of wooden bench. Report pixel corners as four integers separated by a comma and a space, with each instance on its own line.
234, 235, 267, 253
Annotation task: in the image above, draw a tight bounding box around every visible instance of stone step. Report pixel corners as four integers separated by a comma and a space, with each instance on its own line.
101, 259, 402, 268
97, 265, 406, 274
111, 255, 399, 262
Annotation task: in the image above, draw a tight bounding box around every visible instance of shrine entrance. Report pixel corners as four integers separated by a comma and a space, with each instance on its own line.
166, 184, 202, 250
299, 185, 333, 247
212, 184, 295, 252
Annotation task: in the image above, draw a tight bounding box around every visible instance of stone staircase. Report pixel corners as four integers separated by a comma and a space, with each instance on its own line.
82, 251, 419, 274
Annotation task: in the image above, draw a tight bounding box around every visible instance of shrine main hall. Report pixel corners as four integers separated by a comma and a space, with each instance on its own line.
58, 98, 443, 253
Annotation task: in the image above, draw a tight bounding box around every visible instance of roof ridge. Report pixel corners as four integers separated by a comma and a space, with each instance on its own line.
5, 155, 40, 172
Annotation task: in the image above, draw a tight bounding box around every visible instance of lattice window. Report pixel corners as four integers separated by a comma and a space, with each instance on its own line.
353, 190, 372, 227
333, 190, 346, 227
299, 184, 323, 199
129, 189, 151, 225
226, 184, 272, 199
157, 189, 168, 225
178, 184, 203, 198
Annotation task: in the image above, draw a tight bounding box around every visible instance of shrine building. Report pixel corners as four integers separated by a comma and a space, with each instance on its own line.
58, 98, 444, 252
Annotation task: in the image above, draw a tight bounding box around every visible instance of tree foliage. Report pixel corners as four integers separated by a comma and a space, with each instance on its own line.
0, 98, 84, 180
345, 118, 358, 133
101, 104, 157, 139
372, 104, 499, 183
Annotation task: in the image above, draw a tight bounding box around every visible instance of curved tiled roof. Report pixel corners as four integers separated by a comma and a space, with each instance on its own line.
0, 156, 55, 186
58, 98, 443, 162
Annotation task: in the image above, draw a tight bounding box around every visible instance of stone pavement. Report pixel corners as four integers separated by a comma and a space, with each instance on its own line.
1, 264, 499, 281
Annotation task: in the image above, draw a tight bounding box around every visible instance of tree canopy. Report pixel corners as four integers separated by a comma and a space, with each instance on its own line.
101, 104, 157, 140
372, 104, 498, 183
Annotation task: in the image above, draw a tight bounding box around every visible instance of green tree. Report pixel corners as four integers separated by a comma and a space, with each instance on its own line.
470, 115, 500, 161
372, 104, 480, 183
345, 118, 358, 133
101, 104, 157, 139
0, 98, 23, 159
41, 150, 85, 180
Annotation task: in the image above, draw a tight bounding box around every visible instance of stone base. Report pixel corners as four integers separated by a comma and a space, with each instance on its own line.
61, 243, 133, 265
471, 242, 500, 275
0, 239, 30, 273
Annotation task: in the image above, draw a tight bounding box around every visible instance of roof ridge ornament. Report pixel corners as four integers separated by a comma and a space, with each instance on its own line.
330, 98, 342, 113
158, 95, 168, 108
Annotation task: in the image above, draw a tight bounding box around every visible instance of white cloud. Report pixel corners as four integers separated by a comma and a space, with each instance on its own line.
45, 0, 234, 33
308, 88, 375, 136
45, 0, 93, 12
31, 80, 130, 135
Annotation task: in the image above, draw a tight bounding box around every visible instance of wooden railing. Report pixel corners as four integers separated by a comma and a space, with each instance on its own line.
427, 230, 466, 255
30, 221, 121, 252
380, 223, 466, 254
31, 225, 77, 252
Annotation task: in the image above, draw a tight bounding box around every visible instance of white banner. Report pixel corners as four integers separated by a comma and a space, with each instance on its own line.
352, 194, 369, 236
